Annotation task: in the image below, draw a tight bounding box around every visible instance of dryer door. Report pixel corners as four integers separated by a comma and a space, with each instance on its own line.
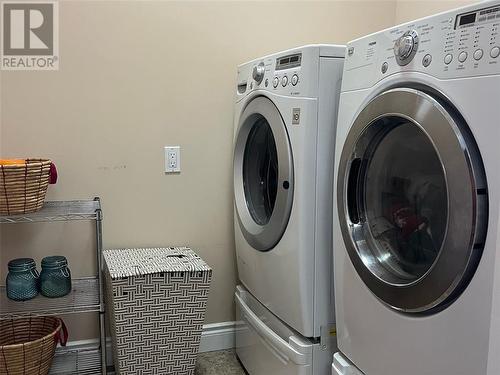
337, 87, 488, 313
234, 96, 294, 251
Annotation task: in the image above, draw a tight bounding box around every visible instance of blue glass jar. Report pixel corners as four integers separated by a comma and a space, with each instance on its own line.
6, 258, 40, 301
40, 256, 72, 298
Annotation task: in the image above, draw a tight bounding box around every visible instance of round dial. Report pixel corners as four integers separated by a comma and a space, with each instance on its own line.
252, 63, 265, 84
395, 36, 414, 58
394, 30, 419, 66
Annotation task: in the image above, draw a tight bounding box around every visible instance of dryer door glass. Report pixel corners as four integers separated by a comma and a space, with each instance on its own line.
243, 117, 278, 226
337, 88, 488, 313
362, 120, 447, 282
234, 96, 294, 252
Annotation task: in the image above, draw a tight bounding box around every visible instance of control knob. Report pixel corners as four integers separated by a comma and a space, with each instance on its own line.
394, 30, 419, 66
252, 63, 265, 84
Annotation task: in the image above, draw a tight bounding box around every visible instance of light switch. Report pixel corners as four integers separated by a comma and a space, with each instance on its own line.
164, 146, 181, 173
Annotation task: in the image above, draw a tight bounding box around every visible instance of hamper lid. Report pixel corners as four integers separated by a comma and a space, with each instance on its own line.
103, 247, 211, 278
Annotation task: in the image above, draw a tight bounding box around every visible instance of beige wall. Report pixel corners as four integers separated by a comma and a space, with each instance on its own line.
0, 0, 482, 341
0, 1, 397, 339
0, 0, 482, 342
395, 0, 478, 24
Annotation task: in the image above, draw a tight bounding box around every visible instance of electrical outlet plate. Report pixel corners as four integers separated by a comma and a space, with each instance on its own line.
164, 146, 181, 173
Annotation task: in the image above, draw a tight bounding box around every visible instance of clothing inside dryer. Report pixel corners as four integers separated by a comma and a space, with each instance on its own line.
363, 121, 448, 282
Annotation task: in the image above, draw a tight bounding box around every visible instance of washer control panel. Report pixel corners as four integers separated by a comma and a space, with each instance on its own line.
236, 49, 315, 98
242, 56, 303, 94
343, 1, 500, 91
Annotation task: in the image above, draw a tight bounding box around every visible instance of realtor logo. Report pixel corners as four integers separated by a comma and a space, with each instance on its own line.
1, 1, 59, 70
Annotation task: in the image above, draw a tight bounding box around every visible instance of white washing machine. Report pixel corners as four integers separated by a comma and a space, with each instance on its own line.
233, 45, 344, 375
332, 2, 500, 375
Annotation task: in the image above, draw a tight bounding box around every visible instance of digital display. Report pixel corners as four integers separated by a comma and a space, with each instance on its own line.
455, 5, 500, 29
480, 7, 500, 15
276, 53, 302, 70
459, 13, 476, 26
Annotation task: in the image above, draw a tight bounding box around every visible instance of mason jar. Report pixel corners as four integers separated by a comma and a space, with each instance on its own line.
6, 258, 40, 301
40, 256, 72, 298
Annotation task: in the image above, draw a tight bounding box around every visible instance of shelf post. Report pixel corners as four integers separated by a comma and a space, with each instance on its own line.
95, 197, 107, 375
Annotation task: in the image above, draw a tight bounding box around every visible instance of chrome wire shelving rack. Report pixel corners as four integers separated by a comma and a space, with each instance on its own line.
0, 198, 107, 375
0, 200, 100, 224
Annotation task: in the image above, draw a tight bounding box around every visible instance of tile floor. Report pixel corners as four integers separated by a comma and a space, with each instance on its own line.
195, 350, 246, 375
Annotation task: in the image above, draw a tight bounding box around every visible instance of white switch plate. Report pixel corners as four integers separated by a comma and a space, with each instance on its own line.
164, 146, 181, 173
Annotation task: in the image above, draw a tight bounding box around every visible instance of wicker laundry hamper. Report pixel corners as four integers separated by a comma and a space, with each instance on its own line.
0, 159, 58, 215
104, 247, 212, 375
0, 316, 67, 375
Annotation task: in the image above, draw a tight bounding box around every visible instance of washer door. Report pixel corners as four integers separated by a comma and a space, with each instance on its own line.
234, 96, 294, 251
337, 88, 488, 313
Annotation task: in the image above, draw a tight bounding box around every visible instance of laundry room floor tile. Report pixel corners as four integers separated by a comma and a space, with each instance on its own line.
195, 350, 246, 375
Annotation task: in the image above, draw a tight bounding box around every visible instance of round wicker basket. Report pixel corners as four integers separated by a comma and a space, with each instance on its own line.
0, 316, 67, 375
0, 159, 57, 215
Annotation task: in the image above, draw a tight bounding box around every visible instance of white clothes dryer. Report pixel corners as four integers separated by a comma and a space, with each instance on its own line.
333, 2, 500, 375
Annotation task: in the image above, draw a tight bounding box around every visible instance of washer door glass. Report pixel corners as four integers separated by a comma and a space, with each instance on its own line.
234, 96, 294, 252
243, 117, 278, 226
338, 88, 488, 313
363, 119, 447, 283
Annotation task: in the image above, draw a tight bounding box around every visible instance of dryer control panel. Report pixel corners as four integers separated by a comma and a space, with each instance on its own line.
343, 1, 500, 91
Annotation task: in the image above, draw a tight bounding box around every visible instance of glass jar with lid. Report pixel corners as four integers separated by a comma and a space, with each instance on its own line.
6, 258, 40, 301
40, 256, 72, 298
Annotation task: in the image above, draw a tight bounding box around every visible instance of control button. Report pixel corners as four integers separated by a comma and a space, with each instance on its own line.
473, 49, 484, 61
273, 77, 279, 88
422, 54, 432, 67
381, 62, 388, 73
444, 54, 453, 65
282, 75, 288, 87
265, 78, 269, 87
291, 74, 299, 86
491, 46, 500, 59
458, 51, 468, 63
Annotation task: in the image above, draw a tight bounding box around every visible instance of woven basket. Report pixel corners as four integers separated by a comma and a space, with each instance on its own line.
0, 159, 57, 215
0, 316, 67, 375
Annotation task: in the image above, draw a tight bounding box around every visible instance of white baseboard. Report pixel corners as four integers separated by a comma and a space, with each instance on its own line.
199, 321, 237, 353
57, 321, 237, 367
